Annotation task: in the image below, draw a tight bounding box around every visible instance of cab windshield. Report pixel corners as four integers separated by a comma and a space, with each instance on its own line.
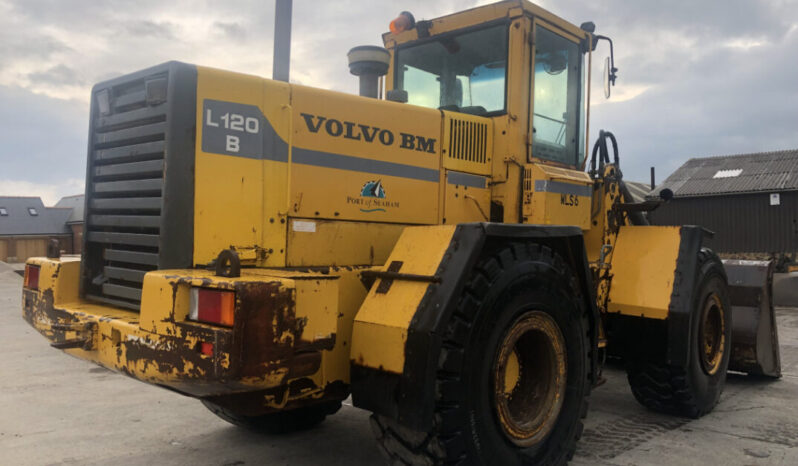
395, 24, 508, 115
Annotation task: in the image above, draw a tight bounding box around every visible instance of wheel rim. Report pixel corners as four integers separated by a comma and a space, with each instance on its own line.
493, 311, 567, 447
699, 293, 726, 375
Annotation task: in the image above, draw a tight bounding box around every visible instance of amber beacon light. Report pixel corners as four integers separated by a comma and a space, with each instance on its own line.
389, 11, 416, 34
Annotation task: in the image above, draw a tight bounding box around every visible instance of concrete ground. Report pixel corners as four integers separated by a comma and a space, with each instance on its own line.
1, 270, 797, 466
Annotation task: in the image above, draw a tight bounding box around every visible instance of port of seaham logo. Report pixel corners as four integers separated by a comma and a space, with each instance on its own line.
346, 180, 399, 213
360, 180, 386, 198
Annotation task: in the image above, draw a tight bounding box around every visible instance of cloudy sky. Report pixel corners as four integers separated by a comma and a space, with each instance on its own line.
1, 0, 796, 204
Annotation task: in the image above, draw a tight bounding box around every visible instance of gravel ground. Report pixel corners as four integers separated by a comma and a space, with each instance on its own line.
2, 270, 797, 465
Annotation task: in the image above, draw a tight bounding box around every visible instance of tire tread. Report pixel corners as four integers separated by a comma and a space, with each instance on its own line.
374, 243, 592, 465
625, 247, 728, 419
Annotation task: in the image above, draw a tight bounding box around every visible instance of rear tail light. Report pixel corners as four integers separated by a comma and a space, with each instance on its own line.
189, 288, 235, 327
24, 265, 40, 290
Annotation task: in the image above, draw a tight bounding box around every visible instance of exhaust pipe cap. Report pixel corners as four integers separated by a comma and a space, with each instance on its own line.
348, 45, 390, 76
348, 46, 390, 98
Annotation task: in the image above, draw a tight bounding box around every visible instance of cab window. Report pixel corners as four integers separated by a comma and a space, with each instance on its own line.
395, 24, 508, 115
531, 26, 584, 166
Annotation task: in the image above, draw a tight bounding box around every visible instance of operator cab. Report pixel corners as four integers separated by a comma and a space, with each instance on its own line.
382, 2, 594, 170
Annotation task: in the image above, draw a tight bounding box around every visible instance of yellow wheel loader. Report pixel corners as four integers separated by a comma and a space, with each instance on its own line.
21, 1, 780, 464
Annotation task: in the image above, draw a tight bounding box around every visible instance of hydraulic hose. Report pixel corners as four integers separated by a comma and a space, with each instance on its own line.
589, 129, 619, 176
589, 130, 648, 225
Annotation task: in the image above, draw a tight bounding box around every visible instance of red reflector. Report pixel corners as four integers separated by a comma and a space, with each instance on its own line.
24, 265, 40, 290
200, 342, 214, 356
196, 289, 235, 327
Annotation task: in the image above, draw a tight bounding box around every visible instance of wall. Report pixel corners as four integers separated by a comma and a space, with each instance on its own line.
0, 236, 71, 263
649, 191, 798, 255
70, 223, 83, 255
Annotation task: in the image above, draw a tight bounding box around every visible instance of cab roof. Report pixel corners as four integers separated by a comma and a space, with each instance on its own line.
382, 0, 589, 48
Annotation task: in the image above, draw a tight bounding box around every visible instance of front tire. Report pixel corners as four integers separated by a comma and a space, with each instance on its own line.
626, 248, 732, 418
372, 244, 591, 465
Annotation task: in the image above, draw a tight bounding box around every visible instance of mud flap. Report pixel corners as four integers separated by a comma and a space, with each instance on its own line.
722, 260, 781, 377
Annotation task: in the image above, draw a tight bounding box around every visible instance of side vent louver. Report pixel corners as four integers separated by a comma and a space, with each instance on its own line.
448, 118, 488, 164
523, 167, 533, 205
442, 112, 493, 176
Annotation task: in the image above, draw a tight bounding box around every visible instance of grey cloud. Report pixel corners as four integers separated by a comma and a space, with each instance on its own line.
0, 85, 87, 185
588, 27, 798, 183
8, 0, 166, 27
124, 20, 176, 39
214, 21, 247, 41
545, 0, 797, 87
0, 34, 70, 61
555, 0, 794, 40
0, 0, 796, 193
534, 0, 798, 182
94, 70, 124, 82
27, 64, 86, 87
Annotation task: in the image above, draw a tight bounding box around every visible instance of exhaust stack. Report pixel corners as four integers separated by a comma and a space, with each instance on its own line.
273, 0, 292, 82
348, 46, 390, 98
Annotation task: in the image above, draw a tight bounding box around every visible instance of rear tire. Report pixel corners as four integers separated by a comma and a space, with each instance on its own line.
626, 248, 732, 418
372, 243, 592, 465
201, 399, 341, 434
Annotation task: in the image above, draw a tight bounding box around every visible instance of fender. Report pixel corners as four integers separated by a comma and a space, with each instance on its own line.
350, 222, 599, 431
604, 225, 704, 366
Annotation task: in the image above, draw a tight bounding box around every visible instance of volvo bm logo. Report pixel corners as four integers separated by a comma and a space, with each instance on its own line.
300, 113, 436, 154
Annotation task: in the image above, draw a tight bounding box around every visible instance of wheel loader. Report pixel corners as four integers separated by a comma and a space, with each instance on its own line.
21, 1, 781, 464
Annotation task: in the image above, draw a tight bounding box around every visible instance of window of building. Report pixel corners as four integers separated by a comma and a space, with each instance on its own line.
0, 207, 7, 216
28, 207, 38, 216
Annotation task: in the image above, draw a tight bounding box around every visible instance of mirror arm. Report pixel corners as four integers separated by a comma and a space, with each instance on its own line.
593, 34, 618, 86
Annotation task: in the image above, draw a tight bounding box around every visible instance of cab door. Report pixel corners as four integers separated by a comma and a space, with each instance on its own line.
528, 21, 586, 168
524, 21, 592, 229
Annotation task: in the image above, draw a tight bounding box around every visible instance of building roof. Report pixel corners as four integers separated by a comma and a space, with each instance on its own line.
54, 194, 85, 224
0, 197, 72, 236
655, 149, 798, 198
624, 181, 653, 203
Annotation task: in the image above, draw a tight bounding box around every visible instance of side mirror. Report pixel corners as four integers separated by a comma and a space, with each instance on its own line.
594, 35, 618, 99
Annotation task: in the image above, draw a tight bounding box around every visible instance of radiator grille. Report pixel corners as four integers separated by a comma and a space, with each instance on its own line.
447, 118, 488, 164
83, 72, 168, 310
